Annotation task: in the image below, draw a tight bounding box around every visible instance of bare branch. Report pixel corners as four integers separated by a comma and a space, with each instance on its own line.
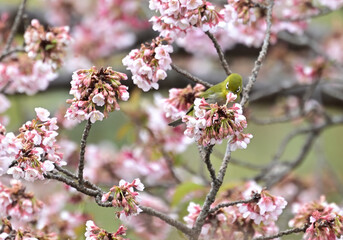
44, 172, 99, 197
190, 141, 232, 240
171, 63, 213, 88
197, 144, 216, 182
240, 0, 275, 106
54, 164, 102, 191
253, 225, 307, 240
205, 31, 232, 76
0, 0, 27, 58
209, 193, 261, 214
0, 47, 25, 62
140, 206, 193, 236
78, 119, 92, 186
161, 148, 181, 184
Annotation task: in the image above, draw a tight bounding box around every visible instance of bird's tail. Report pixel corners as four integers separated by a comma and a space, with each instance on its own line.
168, 118, 183, 127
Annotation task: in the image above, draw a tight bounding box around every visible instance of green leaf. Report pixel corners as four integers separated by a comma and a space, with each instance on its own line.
45, 44, 55, 51
172, 182, 205, 207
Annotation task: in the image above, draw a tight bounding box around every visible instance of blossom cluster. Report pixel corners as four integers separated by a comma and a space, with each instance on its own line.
0, 180, 88, 239
175, 0, 309, 55
6, 108, 64, 181
0, 124, 19, 175
219, 1, 307, 48
163, 84, 205, 120
24, 19, 71, 69
0, 218, 58, 240
65, 66, 129, 123
149, 0, 223, 39
102, 178, 145, 219
238, 181, 287, 225
289, 196, 343, 240
183, 181, 287, 239
294, 57, 326, 84
183, 93, 252, 147
0, 55, 57, 95
85, 220, 127, 240
122, 37, 172, 91
0, 180, 43, 228
70, 0, 148, 60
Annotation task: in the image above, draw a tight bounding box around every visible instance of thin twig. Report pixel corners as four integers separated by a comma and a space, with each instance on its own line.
54, 164, 102, 191
197, 144, 216, 182
190, 141, 232, 240
171, 63, 213, 88
161, 149, 182, 184
209, 194, 261, 214
253, 225, 307, 240
240, 0, 275, 106
1, 0, 27, 57
140, 206, 193, 235
0, 47, 25, 62
205, 31, 232, 76
44, 172, 99, 197
78, 119, 92, 186
95, 190, 192, 235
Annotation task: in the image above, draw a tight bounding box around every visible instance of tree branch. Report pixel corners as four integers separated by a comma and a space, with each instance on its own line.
197, 144, 216, 182
0, 0, 27, 58
78, 119, 92, 186
44, 172, 99, 197
171, 63, 213, 88
208, 193, 261, 214
240, 0, 275, 106
190, 141, 232, 240
0, 47, 25, 62
253, 225, 307, 240
140, 206, 193, 236
205, 31, 232, 76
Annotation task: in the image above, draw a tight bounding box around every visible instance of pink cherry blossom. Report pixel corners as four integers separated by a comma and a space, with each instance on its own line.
0, 127, 22, 176
289, 196, 343, 240
0, 180, 43, 227
0, 56, 57, 95
183, 95, 252, 147
163, 84, 205, 120
65, 66, 129, 123
123, 37, 173, 91
85, 220, 127, 240
238, 181, 287, 225
24, 19, 71, 69
149, 0, 223, 39
0, 94, 10, 114
102, 178, 145, 218
6, 108, 64, 181
294, 57, 326, 84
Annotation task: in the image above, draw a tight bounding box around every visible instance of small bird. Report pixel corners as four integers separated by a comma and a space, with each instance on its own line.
168, 73, 243, 127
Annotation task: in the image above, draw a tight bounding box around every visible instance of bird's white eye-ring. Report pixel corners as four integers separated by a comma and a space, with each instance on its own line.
226, 82, 229, 90
236, 86, 241, 93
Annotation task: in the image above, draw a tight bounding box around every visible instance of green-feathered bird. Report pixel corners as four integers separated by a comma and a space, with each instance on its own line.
168, 73, 243, 127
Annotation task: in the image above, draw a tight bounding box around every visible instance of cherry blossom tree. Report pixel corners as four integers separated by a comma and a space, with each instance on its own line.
0, 0, 343, 239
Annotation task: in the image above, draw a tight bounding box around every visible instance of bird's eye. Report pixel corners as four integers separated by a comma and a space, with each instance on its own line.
236, 86, 241, 93
226, 82, 229, 90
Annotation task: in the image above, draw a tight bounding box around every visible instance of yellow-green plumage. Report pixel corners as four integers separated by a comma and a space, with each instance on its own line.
169, 73, 243, 127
